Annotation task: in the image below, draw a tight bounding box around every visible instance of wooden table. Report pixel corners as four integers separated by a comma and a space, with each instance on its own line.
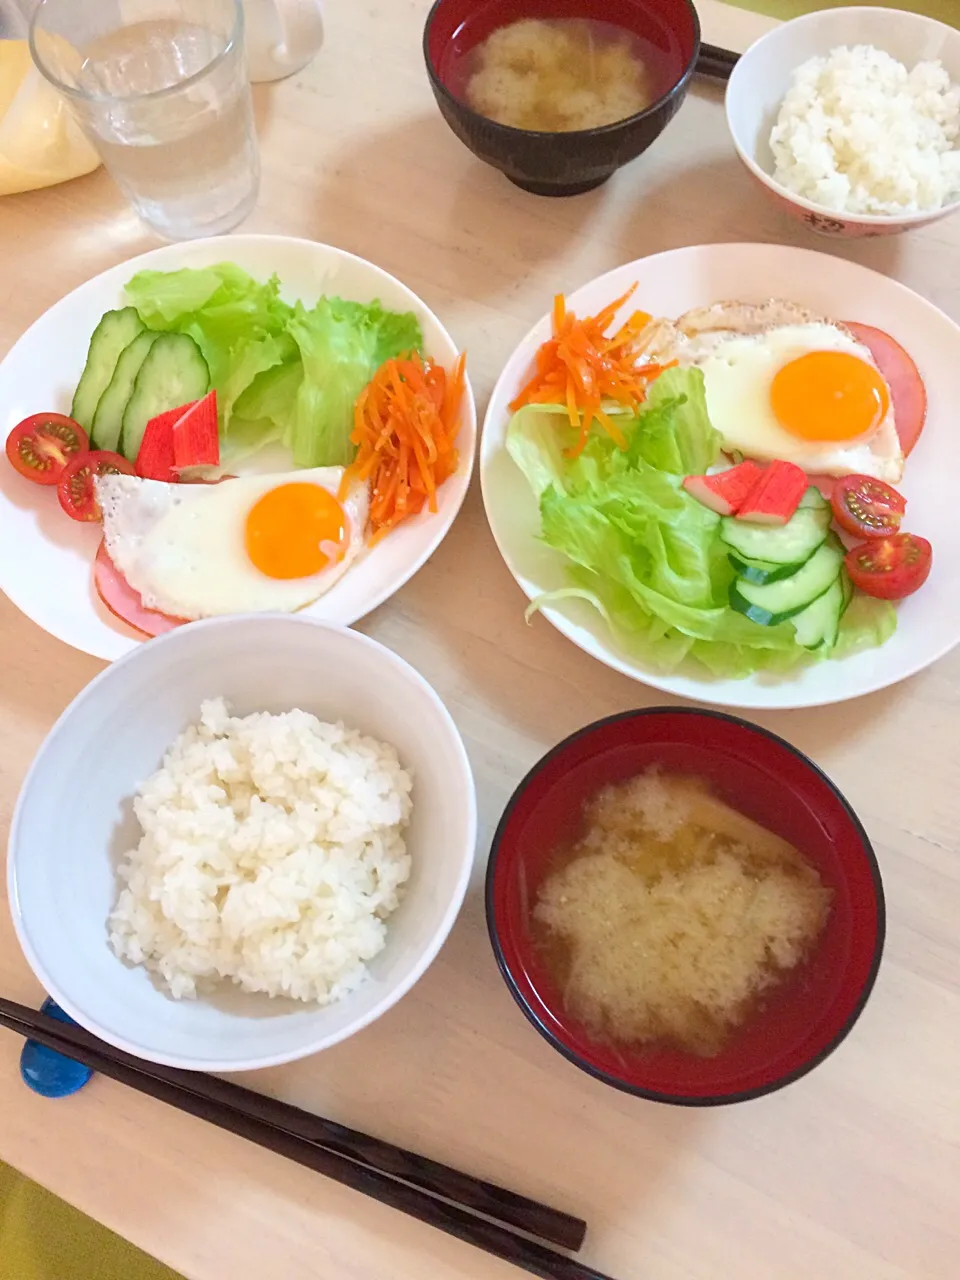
2, 4, 959, 1278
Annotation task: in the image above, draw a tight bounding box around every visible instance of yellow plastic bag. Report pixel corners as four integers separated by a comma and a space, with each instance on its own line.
0, 39, 100, 195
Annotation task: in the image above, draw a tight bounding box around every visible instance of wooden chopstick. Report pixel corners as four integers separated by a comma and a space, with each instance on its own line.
0, 1001, 584, 1249
695, 43, 739, 82
0, 1000, 610, 1280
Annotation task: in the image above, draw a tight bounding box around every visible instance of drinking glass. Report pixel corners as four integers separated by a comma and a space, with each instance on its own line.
29, 0, 260, 240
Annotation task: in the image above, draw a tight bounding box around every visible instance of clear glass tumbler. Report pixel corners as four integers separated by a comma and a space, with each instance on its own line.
29, 0, 260, 240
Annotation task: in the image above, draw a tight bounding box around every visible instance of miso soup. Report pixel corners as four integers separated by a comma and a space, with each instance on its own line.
532, 770, 833, 1058
463, 17, 664, 133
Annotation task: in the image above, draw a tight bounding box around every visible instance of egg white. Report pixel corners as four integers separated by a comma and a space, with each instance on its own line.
684, 323, 905, 483
97, 468, 369, 620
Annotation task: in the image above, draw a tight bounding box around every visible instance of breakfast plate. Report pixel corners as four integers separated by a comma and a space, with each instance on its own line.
0, 234, 476, 661
480, 242, 960, 710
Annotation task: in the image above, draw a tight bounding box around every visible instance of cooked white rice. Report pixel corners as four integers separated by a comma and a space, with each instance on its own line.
770, 45, 960, 216
108, 698, 413, 1003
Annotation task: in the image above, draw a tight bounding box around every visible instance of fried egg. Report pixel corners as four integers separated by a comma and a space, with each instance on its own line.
97, 468, 369, 620
640, 300, 905, 484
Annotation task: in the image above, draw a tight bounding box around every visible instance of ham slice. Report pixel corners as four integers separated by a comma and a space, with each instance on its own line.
844, 321, 927, 458
93, 540, 185, 638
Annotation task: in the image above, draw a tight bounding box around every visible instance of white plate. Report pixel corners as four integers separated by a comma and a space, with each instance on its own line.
480, 243, 960, 710
0, 235, 476, 661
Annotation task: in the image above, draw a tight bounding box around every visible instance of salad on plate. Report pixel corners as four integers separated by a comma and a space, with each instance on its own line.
504, 286, 930, 679
4, 262, 467, 637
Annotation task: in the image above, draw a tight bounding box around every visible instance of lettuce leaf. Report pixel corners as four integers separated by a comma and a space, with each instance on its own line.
832, 593, 897, 658
126, 265, 294, 427
624, 363, 718, 475
234, 358, 305, 420
125, 264, 266, 324
284, 299, 422, 467
506, 367, 896, 678
124, 264, 422, 466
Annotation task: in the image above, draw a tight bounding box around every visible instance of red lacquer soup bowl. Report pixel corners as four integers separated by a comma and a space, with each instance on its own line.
423, 0, 700, 196
486, 708, 885, 1105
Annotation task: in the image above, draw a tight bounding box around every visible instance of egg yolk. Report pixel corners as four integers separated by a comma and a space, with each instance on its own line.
245, 483, 347, 580
770, 351, 890, 442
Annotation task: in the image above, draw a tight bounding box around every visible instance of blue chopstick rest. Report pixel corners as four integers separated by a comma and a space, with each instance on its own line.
20, 998, 94, 1098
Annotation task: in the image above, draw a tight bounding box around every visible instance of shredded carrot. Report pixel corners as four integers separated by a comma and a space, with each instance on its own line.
509, 286, 672, 457
340, 351, 466, 543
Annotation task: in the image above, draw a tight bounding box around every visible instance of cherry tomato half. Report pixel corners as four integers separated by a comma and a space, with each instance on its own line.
57, 450, 135, 522
831, 474, 906, 539
845, 532, 932, 601
5, 413, 89, 485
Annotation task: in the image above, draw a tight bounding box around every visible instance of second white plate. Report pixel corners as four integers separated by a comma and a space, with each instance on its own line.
480, 243, 960, 710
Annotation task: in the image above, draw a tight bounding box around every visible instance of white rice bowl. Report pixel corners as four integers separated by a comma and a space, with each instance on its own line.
770, 44, 960, 216
9, 616, 476, 1071
109, 698, 414, 1004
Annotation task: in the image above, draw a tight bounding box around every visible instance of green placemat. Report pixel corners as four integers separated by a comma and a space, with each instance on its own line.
721, 0, 959, 29
0, 1161, 183, 1280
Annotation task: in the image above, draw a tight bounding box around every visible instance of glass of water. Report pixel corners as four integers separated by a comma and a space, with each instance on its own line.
29, 0, 260, 240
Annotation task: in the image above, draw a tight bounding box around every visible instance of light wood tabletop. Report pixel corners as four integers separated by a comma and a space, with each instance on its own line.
2, 3, 959, 1278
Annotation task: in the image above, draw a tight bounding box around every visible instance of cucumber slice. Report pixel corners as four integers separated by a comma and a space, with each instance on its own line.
720, 504, 830, 566
840, 567, 854, 614
90, 331, 161, 453
730, 541, 844, 625
71, 308, 146, 432
791, 577, 845, 649
799, 486, 830, 510
728, 552, 808, 585
120, 334, 210, 463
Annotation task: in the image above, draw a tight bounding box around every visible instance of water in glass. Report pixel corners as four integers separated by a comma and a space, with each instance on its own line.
31, 0, 260, 239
